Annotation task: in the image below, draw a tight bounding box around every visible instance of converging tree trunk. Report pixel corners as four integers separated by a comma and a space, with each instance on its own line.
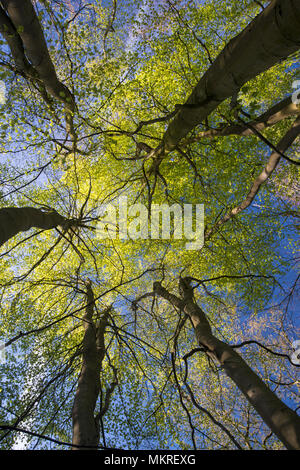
0, 0, 75, 110
71, 282, 110, 449
0, 0, 76, 139
0, 207, 67, 247
153, 278, 300, 450
163, 0, 300, 151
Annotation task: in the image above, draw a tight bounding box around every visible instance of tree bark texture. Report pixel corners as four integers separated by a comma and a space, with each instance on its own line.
153, 279, 300, 450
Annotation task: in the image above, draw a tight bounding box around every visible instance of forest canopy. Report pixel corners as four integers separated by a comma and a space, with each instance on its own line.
0, 0, 299, 451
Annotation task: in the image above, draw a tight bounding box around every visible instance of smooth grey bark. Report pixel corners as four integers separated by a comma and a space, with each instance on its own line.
153, 278, 300, 450
0, 206, 67, 247
71, 283, 109, 449
163, 0, 300, 151
0, 5, 33, 73
0, 0, 75, 110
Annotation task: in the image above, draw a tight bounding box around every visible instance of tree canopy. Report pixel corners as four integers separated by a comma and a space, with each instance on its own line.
0, 0, 299, 451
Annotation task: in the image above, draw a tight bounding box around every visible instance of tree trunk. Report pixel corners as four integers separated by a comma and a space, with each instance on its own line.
163, 0, 300, 151
0, 5, 33, 73
153, 279, 300, 450
71, 282, 109, 449
0, 206, 67, 247
1, 0, 75, 110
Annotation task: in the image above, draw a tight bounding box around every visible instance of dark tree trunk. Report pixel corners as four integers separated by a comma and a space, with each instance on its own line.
0, 207, 67, 247
71, 283, 109, 449
154, 279, 300, 450
163, 0, 300, 151
1, 0, 75, 110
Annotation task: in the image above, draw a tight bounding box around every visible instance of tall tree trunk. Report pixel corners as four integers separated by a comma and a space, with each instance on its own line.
1, 0, 75, 110
0, 5, 33, 73
0, 1, 76, 139
0, 206, 67, 247
153, 278, 300, 450
163, 0, 300, 151
71, 282, 109, 449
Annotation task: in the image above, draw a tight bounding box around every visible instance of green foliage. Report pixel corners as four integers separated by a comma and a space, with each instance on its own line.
0, 0, 298, 450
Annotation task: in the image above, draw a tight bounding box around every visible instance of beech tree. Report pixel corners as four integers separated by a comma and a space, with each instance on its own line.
0, 0, 299, 451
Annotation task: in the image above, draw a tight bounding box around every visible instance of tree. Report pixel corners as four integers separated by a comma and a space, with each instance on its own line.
0, 207, 69, 246
153, 277, 300, 450
0, 0, 299, 451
